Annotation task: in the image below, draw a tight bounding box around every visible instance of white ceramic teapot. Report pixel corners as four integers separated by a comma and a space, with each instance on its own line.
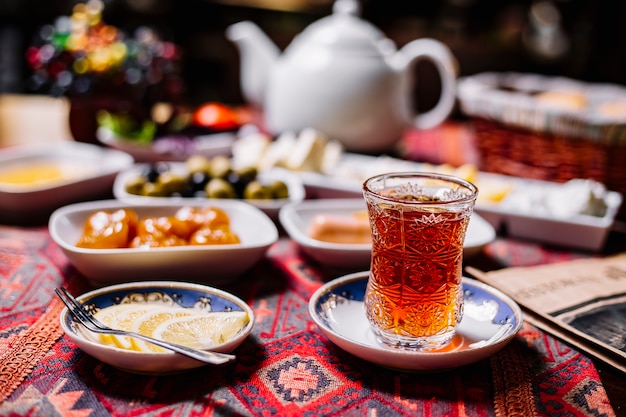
226, 0, 457, 153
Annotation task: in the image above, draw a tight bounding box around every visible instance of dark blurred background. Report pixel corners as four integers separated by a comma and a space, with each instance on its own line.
1, 0, 625, 107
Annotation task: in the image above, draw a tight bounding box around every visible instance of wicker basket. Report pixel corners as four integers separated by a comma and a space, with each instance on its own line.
457, 72, 626, 219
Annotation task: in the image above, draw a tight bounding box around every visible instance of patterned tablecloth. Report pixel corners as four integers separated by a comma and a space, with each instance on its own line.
0, 225, 616, 417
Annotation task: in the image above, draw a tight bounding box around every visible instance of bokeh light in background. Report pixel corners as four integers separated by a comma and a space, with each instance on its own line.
24, 0, 182, 102
0, 0, 625, 106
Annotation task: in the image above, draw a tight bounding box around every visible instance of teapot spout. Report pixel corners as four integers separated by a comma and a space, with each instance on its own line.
226, 21, 280, 109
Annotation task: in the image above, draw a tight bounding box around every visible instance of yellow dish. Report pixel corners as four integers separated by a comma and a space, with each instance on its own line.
0, 142, 133, 223
0, 161, 96, 189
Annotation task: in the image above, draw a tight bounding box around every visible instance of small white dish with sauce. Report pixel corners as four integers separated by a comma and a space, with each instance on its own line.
0, 141, 133, 223
279, 198, 496, 269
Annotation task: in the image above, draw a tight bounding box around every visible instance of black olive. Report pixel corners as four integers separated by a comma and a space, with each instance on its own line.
142, 162, 170, 183
189, 171, 210, 193
227, 171, 252, 199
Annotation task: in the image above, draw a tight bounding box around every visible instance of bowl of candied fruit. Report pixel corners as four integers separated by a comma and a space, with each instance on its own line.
48, 199, 278, 286
113, 155, 306, 219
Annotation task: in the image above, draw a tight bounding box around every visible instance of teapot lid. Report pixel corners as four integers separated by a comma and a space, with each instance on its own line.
292, 0, 395, 54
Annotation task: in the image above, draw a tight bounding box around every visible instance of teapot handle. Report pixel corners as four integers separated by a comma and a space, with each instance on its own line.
395, 38, 457, 129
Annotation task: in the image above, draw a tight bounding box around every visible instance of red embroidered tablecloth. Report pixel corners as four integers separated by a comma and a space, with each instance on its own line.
0, 225, 616, 417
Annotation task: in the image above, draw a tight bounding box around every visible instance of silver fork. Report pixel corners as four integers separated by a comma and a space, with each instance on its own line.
55, 287, 236, 365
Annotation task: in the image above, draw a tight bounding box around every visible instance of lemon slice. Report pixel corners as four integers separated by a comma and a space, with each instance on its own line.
476, 179, 513, 204
93, 304, 155, 349
93, 303, 147, 327
152, 311, 249, 350
89, 304, 249, 353
93, 304, 186, 350
129, 308, 201, 352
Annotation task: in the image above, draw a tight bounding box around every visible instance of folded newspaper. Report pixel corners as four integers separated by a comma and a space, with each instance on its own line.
467, 253, 626, 373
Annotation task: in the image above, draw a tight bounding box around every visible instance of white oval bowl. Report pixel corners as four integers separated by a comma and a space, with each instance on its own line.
59, 281, 255, 374
0, 142, 133, 222
49, 199, 278, 286
279, 198, 371, 269
279, 198, 496, 269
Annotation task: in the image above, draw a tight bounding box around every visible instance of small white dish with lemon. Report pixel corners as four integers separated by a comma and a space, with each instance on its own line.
59, 281, 255, 374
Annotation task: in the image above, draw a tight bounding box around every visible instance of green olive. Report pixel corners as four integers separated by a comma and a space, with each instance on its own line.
269, 180, 289, 199
244, 180, 272, 200
186, 155, 211, 175
205, 178, 236, 199
142, 182, 168, 197
208, 155, 232, 179
236, 166, 258, 181
157, 171, 188, 194
125, 175, 147, 195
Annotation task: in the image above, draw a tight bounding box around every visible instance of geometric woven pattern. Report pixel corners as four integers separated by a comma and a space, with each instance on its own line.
234, 332, 365, 415
0, 228, 616, 417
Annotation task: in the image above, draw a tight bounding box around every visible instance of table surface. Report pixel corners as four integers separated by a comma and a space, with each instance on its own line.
0, 96, 624, 416
0, 225, 624, 416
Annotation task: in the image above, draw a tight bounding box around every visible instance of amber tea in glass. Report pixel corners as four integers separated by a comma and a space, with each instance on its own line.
362, 172, 478, 350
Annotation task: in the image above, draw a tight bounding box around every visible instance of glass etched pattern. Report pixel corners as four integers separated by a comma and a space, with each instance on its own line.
363, 173, 477, 350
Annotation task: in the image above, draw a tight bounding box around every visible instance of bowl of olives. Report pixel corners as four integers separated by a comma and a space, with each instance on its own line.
113, 155, 306, 219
